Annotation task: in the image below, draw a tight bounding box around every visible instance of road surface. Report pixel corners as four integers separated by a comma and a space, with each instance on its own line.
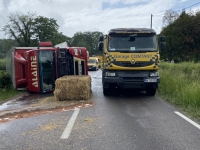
0, 70, 200, 150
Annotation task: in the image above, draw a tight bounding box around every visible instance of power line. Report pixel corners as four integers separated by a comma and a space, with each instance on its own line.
150, 1, 200, 28
174, 1, 200, 13
153, 1, 200, 17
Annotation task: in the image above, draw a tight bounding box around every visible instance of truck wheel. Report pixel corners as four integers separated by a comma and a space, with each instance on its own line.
103, 88, 110, 96
146, 87, 156, 96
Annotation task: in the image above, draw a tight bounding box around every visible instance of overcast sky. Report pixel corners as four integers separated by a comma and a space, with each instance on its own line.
0, 0, 200, 39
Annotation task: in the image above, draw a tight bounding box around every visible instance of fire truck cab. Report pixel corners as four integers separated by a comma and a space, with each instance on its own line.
6, 42, 88, 93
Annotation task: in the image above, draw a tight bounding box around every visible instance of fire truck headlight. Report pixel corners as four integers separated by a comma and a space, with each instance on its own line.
150, 71, 159, 77
106, 72, 116, 76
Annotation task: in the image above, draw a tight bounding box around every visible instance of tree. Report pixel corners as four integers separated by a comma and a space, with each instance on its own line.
51, 32, 71, 46
70, 31, 103, 55
161, 10, 200, 62
163, 10, 179, 26
0, 39, 18, 55
3, 12, 36, 46
3, 12, 67, 47
32, 16, 59, 43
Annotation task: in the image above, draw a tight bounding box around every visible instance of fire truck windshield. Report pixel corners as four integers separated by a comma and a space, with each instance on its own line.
108, 34, 158, 52
38, 50, 56, 92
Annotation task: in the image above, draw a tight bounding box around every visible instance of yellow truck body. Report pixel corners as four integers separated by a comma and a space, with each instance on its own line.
98, 28, 166, 96
88, 57, 99, 71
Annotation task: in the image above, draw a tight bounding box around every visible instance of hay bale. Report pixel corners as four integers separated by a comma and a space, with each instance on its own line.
54, 75, 91, 101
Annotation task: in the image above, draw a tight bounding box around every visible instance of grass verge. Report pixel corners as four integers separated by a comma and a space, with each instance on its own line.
0, 87, 21, 102
157, 62, 200, 121
0, 58, 6, 70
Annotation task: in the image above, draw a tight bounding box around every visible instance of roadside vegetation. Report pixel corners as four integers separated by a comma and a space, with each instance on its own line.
0, 58, 20, 102
160, 10, 200, 62
0, 69, 20, 102
0, 58, 6, 70
157, 62, 200, 120
0, 87, 20, 102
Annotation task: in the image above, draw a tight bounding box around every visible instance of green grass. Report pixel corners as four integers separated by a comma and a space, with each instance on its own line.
0, 58, 6, 70
0, 58, 6, 63
157, 62, 200, 120
0, 87, 21, 102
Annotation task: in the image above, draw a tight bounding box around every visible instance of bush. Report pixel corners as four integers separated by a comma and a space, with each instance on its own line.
0, 58, 6, 70
0, 62, 6, 70
0, 70, 12, 89
0, 53, 4, 59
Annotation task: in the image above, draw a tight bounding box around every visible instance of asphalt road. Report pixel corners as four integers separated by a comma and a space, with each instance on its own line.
0, 69, 200, 150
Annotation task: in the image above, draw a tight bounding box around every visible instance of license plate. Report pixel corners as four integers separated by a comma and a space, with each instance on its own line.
144, 78, 157, 82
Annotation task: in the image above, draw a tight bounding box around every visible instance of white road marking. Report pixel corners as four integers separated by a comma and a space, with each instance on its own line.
60, 108, 80, 139
93, 70, 100, 78
174, 111, 200, 129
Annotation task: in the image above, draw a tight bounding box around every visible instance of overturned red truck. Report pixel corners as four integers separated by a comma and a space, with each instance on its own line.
6, 42, 88, 93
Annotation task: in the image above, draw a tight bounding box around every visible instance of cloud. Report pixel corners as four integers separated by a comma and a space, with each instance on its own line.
0, 0, 181, 39
179, 0, 188, 3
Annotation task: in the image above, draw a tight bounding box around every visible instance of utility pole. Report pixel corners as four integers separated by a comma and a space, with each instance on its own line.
150, 14, 153, 29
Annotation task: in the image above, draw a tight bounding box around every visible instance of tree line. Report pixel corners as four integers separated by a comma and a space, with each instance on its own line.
0, 12, 103, 58
161, 9, 200, 62
5, 9, 199, 61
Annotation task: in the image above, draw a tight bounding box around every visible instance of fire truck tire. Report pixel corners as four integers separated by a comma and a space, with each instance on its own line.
146, 87, 156, 96
103, 88, 110, 96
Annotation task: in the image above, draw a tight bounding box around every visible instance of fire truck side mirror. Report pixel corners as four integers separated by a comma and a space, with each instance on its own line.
98, 42, 103, 51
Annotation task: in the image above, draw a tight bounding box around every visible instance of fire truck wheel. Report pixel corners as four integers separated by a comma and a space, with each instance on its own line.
146, 87, 156, 96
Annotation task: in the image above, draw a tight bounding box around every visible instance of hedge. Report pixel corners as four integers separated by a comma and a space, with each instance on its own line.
0, 70, 12, 89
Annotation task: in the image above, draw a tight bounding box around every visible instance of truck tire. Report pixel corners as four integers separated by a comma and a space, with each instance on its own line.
146, 87, 156, 96
103, 88, 110, 96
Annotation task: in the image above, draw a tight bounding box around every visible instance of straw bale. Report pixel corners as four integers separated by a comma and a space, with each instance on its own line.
54, 75, 91, 101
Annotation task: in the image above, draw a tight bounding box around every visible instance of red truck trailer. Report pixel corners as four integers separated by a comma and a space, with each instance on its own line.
6, 42, 88, 93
